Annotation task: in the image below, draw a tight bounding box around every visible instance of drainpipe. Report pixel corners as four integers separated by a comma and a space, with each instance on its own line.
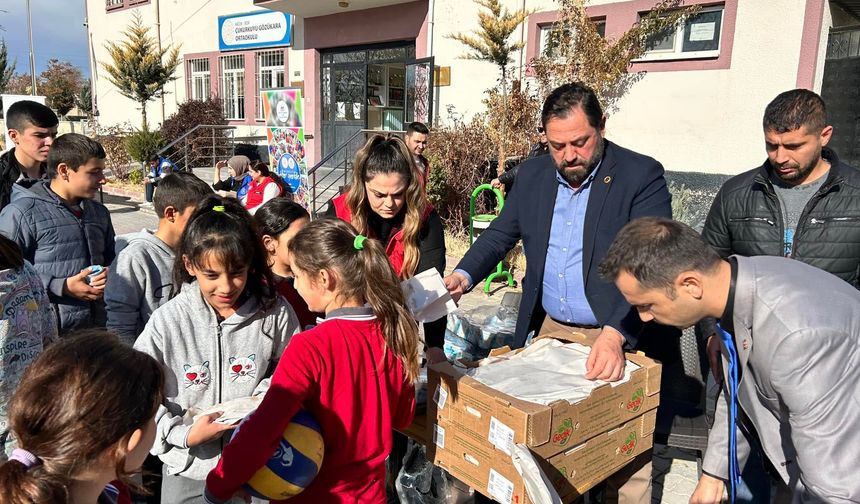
428, 0, 436, 56
518, 0, 526, 80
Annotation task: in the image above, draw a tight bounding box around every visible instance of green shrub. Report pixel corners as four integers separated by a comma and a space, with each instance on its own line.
124, 129, 165, 164
95, 123, 134, 180
127, 169, 144, 185
669, 181, 695, 226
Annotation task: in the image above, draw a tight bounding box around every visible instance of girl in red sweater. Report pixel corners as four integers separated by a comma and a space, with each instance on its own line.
205, 218, 419, 503
253, 198, 319, 329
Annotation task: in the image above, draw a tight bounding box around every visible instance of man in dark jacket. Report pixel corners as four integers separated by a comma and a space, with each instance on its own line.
702, 89, 860, 283
445, 82, 674, 503
0, 100, 58, 211
0, 133, 115, 333
700, 88, 860, 502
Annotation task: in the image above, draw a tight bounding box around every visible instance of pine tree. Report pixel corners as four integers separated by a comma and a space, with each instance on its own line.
448, 0, 531, 176
0, 39, 16, 93
102, 12, 180, 130
77, 80, 93, 117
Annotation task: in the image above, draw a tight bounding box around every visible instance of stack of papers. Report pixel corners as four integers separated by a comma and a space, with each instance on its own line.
465, 339, 640, 405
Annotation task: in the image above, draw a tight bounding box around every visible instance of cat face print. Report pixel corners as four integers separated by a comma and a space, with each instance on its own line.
228, 354, 257, 384
183, 361, 211, 390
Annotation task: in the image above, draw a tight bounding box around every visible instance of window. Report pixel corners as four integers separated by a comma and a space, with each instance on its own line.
106, 0, 148, 11
220, 54, 245, 120
538, 19, 606, 58
256, 50, 285, 119
188, 58, 211, 102
642, 5, 724, 60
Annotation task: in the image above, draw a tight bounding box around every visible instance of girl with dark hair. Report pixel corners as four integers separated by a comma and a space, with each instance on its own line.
0, 330, 164, 504
205, 218, 419, 504
0, 235, 56, 461
242, 161, 285, 215
133, 195, 301, 503
253, 198, 317, 328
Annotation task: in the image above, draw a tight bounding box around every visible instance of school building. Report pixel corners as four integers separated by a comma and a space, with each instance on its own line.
86, 0, 860, 174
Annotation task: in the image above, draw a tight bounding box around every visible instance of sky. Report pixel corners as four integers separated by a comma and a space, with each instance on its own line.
1, 0, 90, 78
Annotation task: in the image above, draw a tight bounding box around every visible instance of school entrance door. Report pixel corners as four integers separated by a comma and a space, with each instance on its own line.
319, 42, 434, 165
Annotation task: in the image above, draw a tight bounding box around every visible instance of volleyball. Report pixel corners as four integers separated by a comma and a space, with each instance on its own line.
233, 409, 325, 499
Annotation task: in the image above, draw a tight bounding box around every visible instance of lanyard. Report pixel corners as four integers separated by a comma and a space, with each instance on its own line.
716, 321, 741, 503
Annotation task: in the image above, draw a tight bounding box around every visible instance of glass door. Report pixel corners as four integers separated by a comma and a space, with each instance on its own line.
405, 57, 434, 125
322, 62, 366, 165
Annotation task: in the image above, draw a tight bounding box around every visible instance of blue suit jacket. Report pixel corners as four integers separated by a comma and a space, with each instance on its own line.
457, 140, 673, 349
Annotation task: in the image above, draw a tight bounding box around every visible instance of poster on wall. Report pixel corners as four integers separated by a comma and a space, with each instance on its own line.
2, 95, 47, 153
263, 88, 308, 207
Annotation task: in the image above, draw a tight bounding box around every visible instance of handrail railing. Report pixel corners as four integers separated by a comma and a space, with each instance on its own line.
308, 129, 407, 216
308, 129, 406, 176
156, 124, 236, 157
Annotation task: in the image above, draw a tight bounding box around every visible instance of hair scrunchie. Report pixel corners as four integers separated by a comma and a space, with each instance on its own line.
353, 235, 367, 250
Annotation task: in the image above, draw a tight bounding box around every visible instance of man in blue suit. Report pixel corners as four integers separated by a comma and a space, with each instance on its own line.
444, 82, 672, 503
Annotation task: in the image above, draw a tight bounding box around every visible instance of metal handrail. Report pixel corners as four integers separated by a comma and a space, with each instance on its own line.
156, 124, 236, 157
307, 129, 407, 176
308, 129, 408, 216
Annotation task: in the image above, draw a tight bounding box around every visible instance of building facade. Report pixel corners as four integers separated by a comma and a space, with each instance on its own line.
87, 0, 860, 174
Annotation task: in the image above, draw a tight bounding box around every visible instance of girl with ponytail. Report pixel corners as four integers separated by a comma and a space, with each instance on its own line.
205, 218, 419, 504
0, 330, 164, 504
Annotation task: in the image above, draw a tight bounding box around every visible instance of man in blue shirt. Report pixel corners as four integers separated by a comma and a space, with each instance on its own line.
445, 82, 673, 503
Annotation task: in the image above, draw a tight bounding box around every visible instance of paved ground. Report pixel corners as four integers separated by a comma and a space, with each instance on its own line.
101, 196, 700, 504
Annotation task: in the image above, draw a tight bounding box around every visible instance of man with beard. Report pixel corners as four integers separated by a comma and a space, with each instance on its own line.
444, 82, 672, 503
699, 88, 860, 502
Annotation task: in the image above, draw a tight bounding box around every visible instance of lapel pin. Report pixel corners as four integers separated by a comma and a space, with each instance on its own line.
742, 339, 749, 350
604, 176, 612, 184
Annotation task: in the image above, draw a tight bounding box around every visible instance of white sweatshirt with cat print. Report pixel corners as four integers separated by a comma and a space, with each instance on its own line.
134, 282, 300, 480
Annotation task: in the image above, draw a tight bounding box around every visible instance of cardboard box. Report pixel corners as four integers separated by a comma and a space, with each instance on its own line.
427, 330, 661, 459
430, 410, 657, 503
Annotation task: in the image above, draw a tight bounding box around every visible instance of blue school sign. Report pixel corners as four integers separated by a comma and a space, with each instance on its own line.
218, 11, 292, 51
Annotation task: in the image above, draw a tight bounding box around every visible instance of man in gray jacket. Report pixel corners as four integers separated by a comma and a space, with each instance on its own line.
0, 133, 114, 333
600, 217, 860, 504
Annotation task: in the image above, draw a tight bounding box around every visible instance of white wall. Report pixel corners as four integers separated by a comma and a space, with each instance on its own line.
430, 0, 814, 175
87, 0, 294, 138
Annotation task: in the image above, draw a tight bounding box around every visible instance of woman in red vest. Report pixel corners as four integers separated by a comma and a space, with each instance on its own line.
326, 135, 446, 359
326, 135, 445, 499
241, 160, 284, 215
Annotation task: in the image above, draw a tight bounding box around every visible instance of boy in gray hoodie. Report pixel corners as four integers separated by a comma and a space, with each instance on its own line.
105, 172, 213, 344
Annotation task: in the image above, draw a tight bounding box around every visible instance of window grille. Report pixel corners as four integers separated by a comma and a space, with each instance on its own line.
220, 54, 245, 120
256, 50, 285, 119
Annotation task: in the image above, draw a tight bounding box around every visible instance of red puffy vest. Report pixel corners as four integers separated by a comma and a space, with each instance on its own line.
244, 176, 280, 211
331, 192, 432, 277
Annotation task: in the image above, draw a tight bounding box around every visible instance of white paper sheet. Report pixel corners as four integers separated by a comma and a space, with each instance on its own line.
192, 394, 265, 425
401, 269, 458, 322
465, 338, 640, 405
689, 22, 716, 41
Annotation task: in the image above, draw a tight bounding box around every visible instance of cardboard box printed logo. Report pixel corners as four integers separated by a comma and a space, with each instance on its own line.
626, 388, 645, 413
619, 430, 637, 456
